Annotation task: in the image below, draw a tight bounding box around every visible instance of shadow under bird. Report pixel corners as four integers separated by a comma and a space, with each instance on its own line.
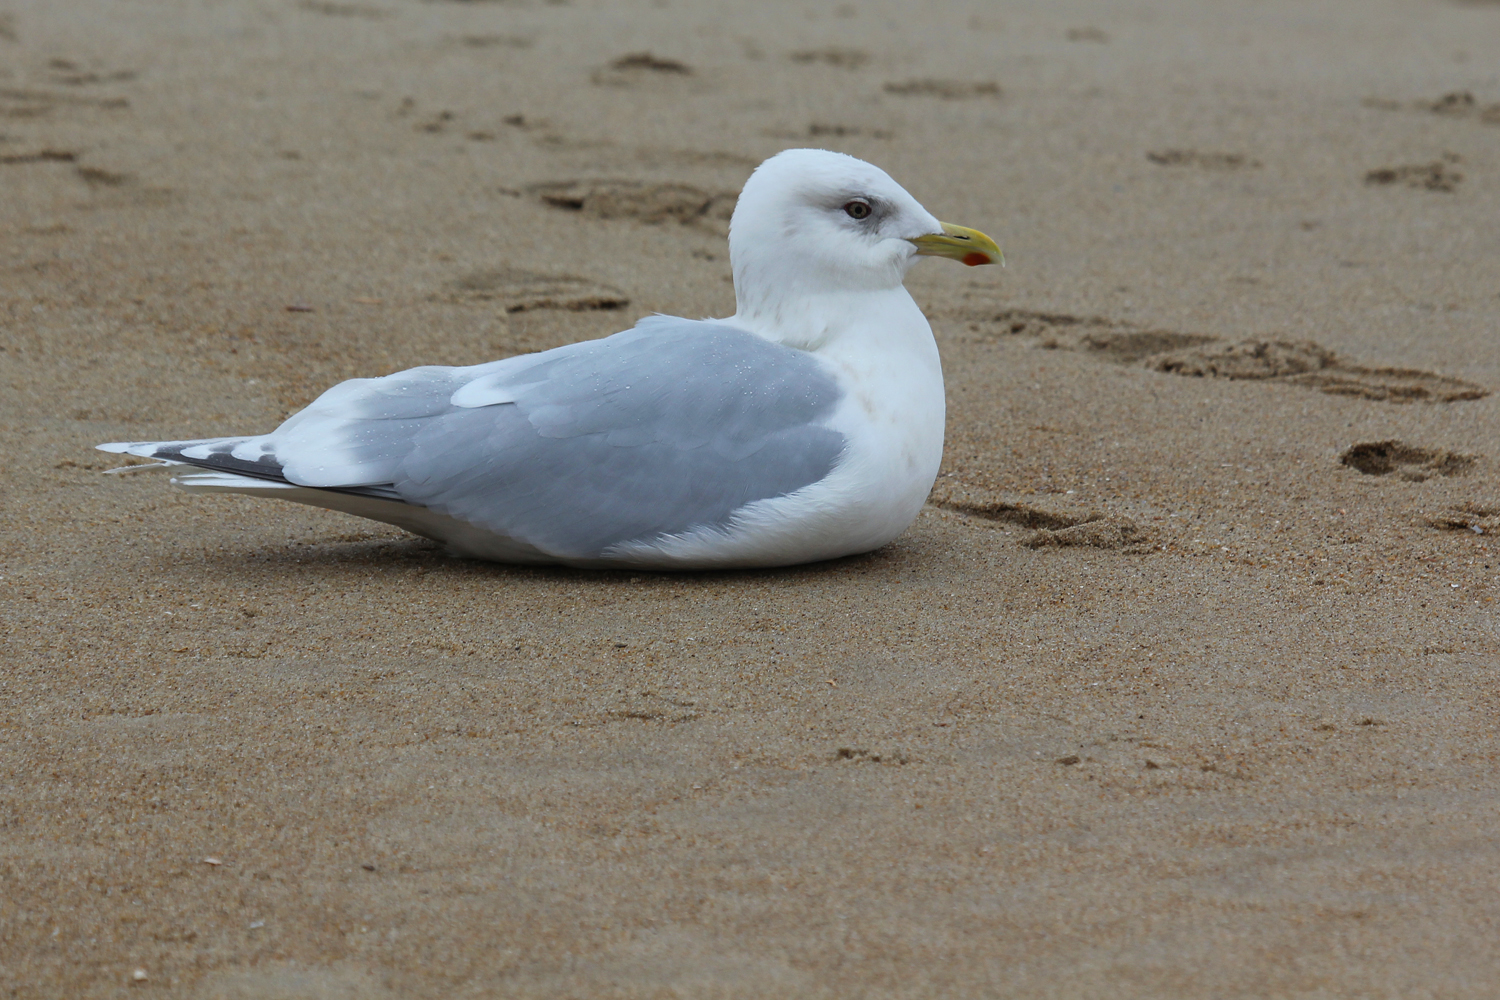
100, 148, 1003, 569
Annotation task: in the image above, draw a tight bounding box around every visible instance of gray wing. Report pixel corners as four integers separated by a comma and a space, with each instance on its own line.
393, 319, 846, 558
205, 316, 847, 560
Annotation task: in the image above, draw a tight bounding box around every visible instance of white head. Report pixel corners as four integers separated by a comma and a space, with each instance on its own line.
727, 149, 1000, 325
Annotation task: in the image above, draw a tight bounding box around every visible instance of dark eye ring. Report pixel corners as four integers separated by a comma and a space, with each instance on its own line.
843, 200, 872, 220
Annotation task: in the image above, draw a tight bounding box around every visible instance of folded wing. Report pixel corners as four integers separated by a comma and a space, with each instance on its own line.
103, 317, 848, 561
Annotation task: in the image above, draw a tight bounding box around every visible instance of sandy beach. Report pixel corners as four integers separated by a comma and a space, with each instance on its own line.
4, 0, 1500, 995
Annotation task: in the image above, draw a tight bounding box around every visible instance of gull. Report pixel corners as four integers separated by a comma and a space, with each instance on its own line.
99, 149, 1002, 568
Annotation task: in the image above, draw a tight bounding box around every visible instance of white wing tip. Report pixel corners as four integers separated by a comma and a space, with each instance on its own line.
98, 441, 186, 472
97, 441, 171, 458
171, 471, 298, 493
103, 461, 177, 475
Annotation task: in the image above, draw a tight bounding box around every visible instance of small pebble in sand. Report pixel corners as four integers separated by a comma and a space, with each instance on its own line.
132, 968, 148, 981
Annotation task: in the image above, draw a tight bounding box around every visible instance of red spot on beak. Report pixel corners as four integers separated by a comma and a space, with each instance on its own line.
961, 252, 990, 267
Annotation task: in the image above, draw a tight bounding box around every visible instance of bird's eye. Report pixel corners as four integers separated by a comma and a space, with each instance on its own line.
843, 200, 872, 220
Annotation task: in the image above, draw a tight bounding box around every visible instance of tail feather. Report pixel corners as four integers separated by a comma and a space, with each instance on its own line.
98, 437, 286, 484
96, 437, 404, 500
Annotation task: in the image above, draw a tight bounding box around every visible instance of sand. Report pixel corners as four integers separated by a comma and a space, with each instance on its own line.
3, 0, 1500, 996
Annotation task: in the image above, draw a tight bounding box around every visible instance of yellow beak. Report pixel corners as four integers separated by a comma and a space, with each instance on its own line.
908, 222, 1004, 267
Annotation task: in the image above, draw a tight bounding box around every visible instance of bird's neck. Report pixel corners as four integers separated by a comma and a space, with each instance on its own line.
728, 286, 930, 357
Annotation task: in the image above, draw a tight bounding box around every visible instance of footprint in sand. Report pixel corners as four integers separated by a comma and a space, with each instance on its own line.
448, 267, 629, 314
1363, 91, 1500, 126
1424, 501, 1500, 535
1425, 90, 1496, 120
592, 52, 693, 87
295, 0, 390, 18
1365, 154, 1464, 192
75, 165, 130, 187
1147, 149, 1261, 170
836, 746, 911, 765
789, 48, 870, 69
0, 86, 130, 118
44, 58, 137, 86
458, 34, 534, 49
970, 307, 1117, 341
883, 79, 1000, 99
1080, 330, 1218, 362
415, 109, 455, 133
0, 147, 76, 166
965, 309, 1489, 404
526, 179, 738, 231
66, 162, 172, 206
1149, 339, 1337, 379
1147, 340, 1488, 402
760, 123, 894, 141
929, 493, 1153, 552
1339, 441, 1476, 482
